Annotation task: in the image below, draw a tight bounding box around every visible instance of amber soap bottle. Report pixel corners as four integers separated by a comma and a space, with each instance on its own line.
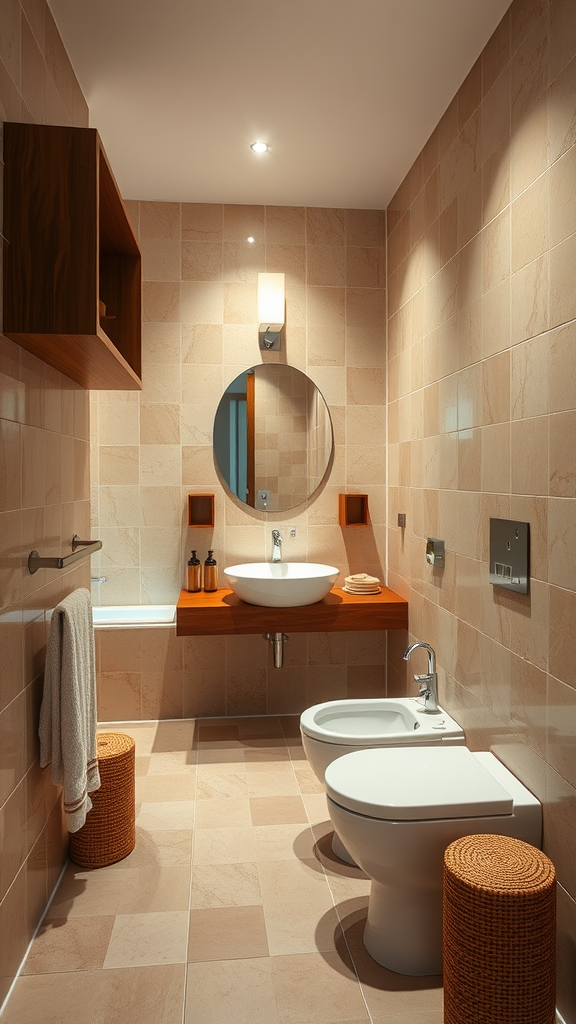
203, 550, 218, 592
187, 550, 201, 592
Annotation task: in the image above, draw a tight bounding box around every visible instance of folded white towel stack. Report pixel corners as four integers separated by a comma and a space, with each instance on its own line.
343, 572, 381, 595
39, 588, 101, 832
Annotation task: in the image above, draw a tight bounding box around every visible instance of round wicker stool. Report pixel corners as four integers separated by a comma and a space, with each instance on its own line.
443, 834, 556, 1024
69, 732, 136, 868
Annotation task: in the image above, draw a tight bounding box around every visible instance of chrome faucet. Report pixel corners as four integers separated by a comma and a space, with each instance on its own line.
271, 530, 282, 562
403, 641, 439, 713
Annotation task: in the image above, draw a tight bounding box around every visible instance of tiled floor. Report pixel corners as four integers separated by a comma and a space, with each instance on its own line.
3, 716, 443, 1024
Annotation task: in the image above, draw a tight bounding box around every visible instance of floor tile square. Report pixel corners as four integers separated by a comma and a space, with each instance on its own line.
197, 724, 240, 741
271, 950, 370, 1022
250, 795, 308, 825
189, 861, 262, 908
195, 796, 252, 828
136, 800, 195, 830
103, 911, 189, 968
187, 905, 269, 961
245, 769, 301, 798
22, 916, 115, 974
185, 958, 280, 1024
196, 771, 248, 799
2, 966, 186, 1024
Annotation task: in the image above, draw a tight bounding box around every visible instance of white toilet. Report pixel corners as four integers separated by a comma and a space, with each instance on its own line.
300, 697, 466, 862
325, 745, 542, 977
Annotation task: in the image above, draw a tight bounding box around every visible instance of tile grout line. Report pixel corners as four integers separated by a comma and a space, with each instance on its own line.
294, 727, 376, 1024
180, 718, 199, 1024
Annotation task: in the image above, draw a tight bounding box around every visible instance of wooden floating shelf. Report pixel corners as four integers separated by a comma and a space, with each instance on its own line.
339, 493, 369, 527
177, 586, 408, 637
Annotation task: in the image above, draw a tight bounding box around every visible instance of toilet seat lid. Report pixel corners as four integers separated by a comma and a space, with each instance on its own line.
325, 747, 513, 820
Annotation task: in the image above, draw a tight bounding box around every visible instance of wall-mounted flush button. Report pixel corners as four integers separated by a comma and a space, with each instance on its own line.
489, 518, 529, 594
398, 513, 407, 528
426, 538, 445, 567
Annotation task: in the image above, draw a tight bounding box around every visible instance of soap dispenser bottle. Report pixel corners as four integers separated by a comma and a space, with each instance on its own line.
187, 550, 201, 593
203, 550, 218, 592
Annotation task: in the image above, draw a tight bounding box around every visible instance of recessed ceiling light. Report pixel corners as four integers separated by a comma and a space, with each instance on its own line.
247, 236, 255, 244
251, 142, 268, 154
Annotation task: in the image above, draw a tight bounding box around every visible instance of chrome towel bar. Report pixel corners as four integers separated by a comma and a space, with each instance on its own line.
28, 536, 103, 575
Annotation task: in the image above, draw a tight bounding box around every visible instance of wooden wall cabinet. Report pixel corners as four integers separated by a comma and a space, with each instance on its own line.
2, 122, 142, 390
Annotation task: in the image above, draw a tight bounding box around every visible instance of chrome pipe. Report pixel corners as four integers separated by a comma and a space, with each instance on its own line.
264, 631, 289, 668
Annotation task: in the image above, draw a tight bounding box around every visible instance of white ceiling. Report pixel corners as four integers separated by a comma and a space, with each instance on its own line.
48, 0, 512, 210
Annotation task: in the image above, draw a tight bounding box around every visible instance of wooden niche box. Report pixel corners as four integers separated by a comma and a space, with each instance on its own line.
339, 493, 369, 527
188, 494, 215, 528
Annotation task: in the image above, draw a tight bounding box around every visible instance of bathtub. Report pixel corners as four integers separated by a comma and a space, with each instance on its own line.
92, 605, 176, 628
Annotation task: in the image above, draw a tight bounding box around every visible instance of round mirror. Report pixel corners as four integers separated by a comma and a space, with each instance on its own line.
213, 364, 333, 512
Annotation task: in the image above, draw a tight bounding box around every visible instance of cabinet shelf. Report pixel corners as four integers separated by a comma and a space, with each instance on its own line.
2, 122, 142, 390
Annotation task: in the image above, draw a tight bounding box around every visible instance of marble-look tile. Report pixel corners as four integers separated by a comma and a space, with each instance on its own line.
136, 801, 195, 832
185, 958, 279, 1024
271, 950, 370, 1022
195, 796, 252, 829
136, 773, 195, 803
190, 861, 262, 909
103, 829, 193, 869
47, 865, 192, 917
187, 905, 269, 961
104, 912, 189, 968
192, 826, 259, 864
253, 824, 318, 863
258, 858, 341, 955
350, 940, 444, 1019
250, 796, 307, 826
1, 966, 186, 1024
245, 770, 301, 798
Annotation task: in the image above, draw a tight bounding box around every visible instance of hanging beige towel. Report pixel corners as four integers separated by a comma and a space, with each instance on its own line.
39, 588, 101, 832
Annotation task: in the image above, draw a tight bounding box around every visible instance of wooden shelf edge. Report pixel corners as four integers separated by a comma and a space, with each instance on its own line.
4, 329, 142, 390
176, 586, 408, 636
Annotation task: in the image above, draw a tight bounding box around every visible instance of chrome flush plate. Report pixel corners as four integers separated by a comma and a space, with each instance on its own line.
489, 518, 530, 594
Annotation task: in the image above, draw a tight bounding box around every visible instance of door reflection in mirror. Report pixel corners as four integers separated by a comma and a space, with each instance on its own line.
213, 364, 333, 512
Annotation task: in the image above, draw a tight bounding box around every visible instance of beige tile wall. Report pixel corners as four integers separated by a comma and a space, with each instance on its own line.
92, 204, 388, 719
385, 0, 576, 1017
0, 0, 92, 1006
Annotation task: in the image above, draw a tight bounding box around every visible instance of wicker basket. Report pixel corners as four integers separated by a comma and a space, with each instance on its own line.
69, 732, 136, 868
443, 834, 556, 1024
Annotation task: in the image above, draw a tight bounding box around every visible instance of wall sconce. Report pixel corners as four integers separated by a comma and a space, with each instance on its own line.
258, 272, 285, 350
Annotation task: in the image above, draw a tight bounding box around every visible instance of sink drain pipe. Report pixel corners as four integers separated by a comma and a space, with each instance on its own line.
264, 632, 289, 668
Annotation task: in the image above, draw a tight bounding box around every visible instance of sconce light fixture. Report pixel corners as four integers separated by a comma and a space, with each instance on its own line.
258, 272, 285, 350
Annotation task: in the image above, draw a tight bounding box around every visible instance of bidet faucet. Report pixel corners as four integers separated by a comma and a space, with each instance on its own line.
403, 641, 439, 713
271, 530, 282, 562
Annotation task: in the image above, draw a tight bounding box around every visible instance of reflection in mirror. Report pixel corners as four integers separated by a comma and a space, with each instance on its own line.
213, 364, 333, 512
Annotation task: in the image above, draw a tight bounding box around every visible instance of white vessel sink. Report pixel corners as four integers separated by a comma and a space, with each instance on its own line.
223, 561, 339, 607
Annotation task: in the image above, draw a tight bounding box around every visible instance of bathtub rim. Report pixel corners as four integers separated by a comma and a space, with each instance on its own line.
92, 604, 176, 628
